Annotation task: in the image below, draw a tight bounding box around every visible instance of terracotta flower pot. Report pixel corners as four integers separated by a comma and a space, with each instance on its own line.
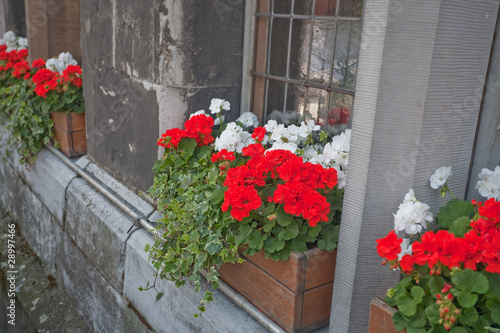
368, 297, 406, 333
50, 111, 87, 157
219, 247, 337, 333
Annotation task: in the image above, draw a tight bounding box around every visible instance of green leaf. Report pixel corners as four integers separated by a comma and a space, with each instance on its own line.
458, 307, 478, 327
277, 222, 299, 241
178, 137, 197, 151
262, 203, 276, 216
436, 199, 473, 228
152, 159, 167, 173
308, 224, 322, 238
485, 272, 500, 299
205, 242, 222, 255
452, 269, 489, 294
411, 286, 424, 304
406, 327, 426, 333
425, 303, 441, 325
276, 209, 293, 227
397, 294, 417, 316
392, 311, 407, 331
263, 237, 285, 253
197, 145, 212, 159
450, 328, 468, 333
491, 308, 500, 325
448, 216, 472, 237
262, 219, 276, 233
408, 311, 427, 328
156, 292, 164, 302
429, 276, 445, 296
291, 237, 308, 253
248, 229, 264, 249
210, 188, 225, 205
456, 291, 478, 308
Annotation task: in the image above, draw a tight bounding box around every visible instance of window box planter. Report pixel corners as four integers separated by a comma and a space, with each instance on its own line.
50, 111, 87, 157
218, 247, 337, 333
368, 297, 405, 333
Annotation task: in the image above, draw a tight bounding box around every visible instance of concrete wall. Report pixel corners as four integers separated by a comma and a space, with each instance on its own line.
81, 0, 245, 192
0, 127, 266, 332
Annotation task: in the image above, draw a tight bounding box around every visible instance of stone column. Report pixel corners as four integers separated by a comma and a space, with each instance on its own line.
329, 0, 499, 332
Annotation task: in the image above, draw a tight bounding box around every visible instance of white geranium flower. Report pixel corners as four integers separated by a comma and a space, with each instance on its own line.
475, 167, 500, 200
398, 238, 413, 260
429, 166, 453, 189
268, 140, 298, 154
269, 124, 287, 142
403, 189, 417, 203
58, 52, 78, 66
333, 166, 347, 189
3, 31, 16, 42
46, 58, 63, 72
189, 110, 206, 118
298, 120, 321, 141
393, 195, 433, 235
209, 98, 230, 114
17, 37, 28, 48
213, 115, 225, 125
236, 112, 259, 128
285, 125, 300, 143
214, 122, 251, 153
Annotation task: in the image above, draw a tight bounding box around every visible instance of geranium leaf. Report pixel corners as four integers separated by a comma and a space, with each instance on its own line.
458, 307, 478, 326
485, 272, 500, 299
308, 224, 322, 238
263, 237, 285, 253
291, 237, 308, 253
210, 188, 225, 205
278, 223, 299, 241
408, 310, 426, 328
178, 137, 197, 152
406, 327, 426, 333
392, 311, 407, 331
248, 229, 264, 249
429, 276, 445, 296
425, 303, 441, 325
450, 328, 468, 333
276, 209, 293, 227
263, 219, 275, 233
448, 216, 472, 237
452, 269, 489, 294
436, 199, 473, 228
456, 291, 478, 308
491, 309, 500, 325
411, 286, 425, 304
397, 294, 417, 316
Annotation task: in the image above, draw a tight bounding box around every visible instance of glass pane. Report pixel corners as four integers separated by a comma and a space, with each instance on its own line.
332, 20, 361, 90
269, 18, 290, 77
305, 87, 329, 127
289, 19, 311, 80
339, 0, 363, 17
309, 19, 335, 84
273, 0, 291, 14
327, 92, 353, 136
315, 0, 337, 16
257, 0, 272, 14
285, 84, 306, 125
266, 79, 286, 122
294, 0, 314, 15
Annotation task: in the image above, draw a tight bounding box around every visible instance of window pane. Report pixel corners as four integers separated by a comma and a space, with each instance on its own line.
315, 0, 337, 16
273, 0, 291, 14
289, 19, 311, 80
305, 87, 329, 127
309, 19, 335, 84
269, 18, 290, 77
339, 0, 363, 17
294, 0, 314, 15
266, 79, 286, 121
332, 20, 361, 90
257, 0, 272, 14
327, 92, 353, 135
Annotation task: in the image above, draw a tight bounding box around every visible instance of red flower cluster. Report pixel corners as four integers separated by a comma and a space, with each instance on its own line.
32, 68, 59, 98
0, 48, 28, 72
221, 185, 262, 221
376, 198, 500, 275
211, 149, 235, 163
12, 60, 30, 79
62, 65, 83, 88
220, 144, 338, 224
158, 115, 215, 149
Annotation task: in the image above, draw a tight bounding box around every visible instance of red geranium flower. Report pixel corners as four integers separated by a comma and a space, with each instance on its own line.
376, 231, 403, 261
252, 127, 267, 142
157, 128, 187, 149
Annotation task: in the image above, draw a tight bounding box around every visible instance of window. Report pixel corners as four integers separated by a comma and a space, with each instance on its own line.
249, 0, 363, 136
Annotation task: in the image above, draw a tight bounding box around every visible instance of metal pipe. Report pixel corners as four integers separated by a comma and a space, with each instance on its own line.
45, 145, 285, 333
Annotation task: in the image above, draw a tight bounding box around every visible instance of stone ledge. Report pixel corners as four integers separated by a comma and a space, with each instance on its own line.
0, 124, 77, 226
65, 177, 134, 291
123, 228, 267, 333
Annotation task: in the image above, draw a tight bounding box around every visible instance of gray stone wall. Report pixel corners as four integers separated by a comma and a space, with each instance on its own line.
81, 0, 245, 192
0, 0, 25, 36
0, 125, 266, 332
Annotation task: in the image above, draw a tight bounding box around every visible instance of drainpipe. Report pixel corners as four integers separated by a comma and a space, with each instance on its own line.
45, 145, 285, 333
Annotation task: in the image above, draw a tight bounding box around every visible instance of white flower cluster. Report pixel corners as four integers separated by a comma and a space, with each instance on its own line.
264, 119, 321, 154
394, 189, 433, 235
236, 112, 258, 128
0, 31, 28, 52
209, 98, 230, 114
214, 122, 253, 153
45, 52, 78, 73
475, 166, 500, 200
